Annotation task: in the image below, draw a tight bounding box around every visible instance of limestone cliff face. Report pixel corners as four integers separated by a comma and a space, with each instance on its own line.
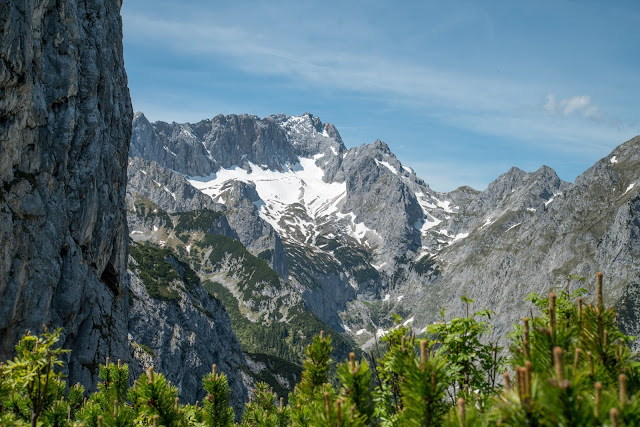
127, 248, 248, 415
0, 0, 132, 386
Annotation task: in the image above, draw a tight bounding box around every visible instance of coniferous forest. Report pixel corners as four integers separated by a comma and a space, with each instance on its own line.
2, 273, 639, 426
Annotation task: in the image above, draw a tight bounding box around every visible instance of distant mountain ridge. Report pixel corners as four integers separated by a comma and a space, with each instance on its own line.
128, 111, 640, 351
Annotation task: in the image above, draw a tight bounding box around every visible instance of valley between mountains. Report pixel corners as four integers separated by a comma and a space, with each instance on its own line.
126, 111, 640, 400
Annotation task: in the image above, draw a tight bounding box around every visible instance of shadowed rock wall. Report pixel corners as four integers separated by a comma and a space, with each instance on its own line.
0, 0, 132, 387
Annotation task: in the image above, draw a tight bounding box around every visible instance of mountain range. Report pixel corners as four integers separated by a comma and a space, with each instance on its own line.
2, 0, 639, 412
127, 111, 640, 360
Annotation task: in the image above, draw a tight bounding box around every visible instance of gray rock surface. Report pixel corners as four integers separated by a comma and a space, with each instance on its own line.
0, 0, 132, 386
130, 112, 299, 176
129, 113, 432, 327
128, 251, 248, 414
127, 157, 221, 214
340, 140, 423, 266
211, 180, 289, 278
407, 136, 640, 342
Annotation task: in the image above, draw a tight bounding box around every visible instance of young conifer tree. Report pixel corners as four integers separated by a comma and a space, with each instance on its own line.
78, 358, 135, 427
128, 366, 185, 426
289, 331, 335, 426
396, 340, 450, 427
202, 364, 235, 427
483, 272, 640, 425
336, 352, 374, 424
3, 328, 68, 427
241, 381, 289, 426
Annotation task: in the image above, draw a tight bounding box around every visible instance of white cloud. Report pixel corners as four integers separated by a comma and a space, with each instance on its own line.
544, 93, 602, 120
583, 105, 602, 120
563, 95, 590, 115
123, 12, 533, 114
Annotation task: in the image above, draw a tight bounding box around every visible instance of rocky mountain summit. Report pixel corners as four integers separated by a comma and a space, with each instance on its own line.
412, 136, 640, 341
129, 111, 640, 352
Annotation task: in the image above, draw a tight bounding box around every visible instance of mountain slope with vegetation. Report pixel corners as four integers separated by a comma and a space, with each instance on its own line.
126, 197, 359, 398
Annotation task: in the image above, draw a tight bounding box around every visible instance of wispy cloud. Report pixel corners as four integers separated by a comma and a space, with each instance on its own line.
124, 11, 635, 153
544, 94, 602, 119
124, 15, 509, 116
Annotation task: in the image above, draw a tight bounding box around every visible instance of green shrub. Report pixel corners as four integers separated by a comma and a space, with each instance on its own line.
174, 209, 223, 234
2, 272, 639, 426
129, 242, 200, 302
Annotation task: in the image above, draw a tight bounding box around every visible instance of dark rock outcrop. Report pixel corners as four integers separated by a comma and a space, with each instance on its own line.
0, 0, 132, 386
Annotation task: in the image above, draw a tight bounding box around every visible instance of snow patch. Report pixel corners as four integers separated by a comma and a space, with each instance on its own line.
163, 186, 176, 200
545, 192, 562, 206
188, 156, 362, 243
414, 192, 437, 210
611, 156, 618, 164
452, 232, 469, 242
527, 207, 536, 212
180, 126, 196, 139
355, 329, 368, 336
397, 295, 404, 302
371, 262, 387, 271
623, 183, 636, 195
403, 317, 414, 326
335, 211, 381, 242
383, 294, 390, 302
413, 192, 458, 219
341, 324, 352, 332
436, 199, 457, 213
375, 159, 398, 174
507, 222, 522, 231
163, 146, 177, 157
415, 214, 442, 234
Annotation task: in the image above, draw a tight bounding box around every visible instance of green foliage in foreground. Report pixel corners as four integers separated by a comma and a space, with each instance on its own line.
2, 273, 640, 426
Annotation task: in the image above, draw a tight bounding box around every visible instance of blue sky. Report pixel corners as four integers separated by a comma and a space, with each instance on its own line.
122, 1, 639, 191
